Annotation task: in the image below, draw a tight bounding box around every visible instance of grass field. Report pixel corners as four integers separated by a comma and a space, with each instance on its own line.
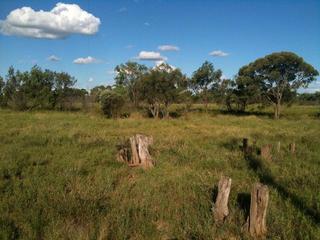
0, 105, 319, 239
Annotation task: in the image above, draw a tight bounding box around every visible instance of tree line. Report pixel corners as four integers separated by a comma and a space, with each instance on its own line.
0, 65, 87, 111
0, 51, 318, 119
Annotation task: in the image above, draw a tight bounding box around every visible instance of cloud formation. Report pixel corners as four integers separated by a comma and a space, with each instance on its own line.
47, 55, 60, 61
118, 7, 127, 13
136, 51, 167, 61
0, 3, 100, 39
73, 56, 99, 64
88, 77, 94, 82
158, 45, 179, 51
209, 50, 229, 57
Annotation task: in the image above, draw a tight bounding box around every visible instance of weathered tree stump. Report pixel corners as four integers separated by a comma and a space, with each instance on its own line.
276, 141, 281, 153
289, 142, 296, 154
213, 176, 232, 223
247, 183, 269, 237
117, 134, 154, 169
260, 144, 272, 161
243, 138, 249, 152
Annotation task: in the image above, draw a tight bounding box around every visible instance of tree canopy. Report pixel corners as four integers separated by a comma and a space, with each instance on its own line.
238, 52, 318, 118
191, 61, 222, 111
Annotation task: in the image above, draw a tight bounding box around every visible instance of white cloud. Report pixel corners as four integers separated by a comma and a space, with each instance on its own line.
144, 22, 150, 26
209, 50, 229, 57
47, 55, 60, 61
158, 45, 179, 51
118, 7, 127, 13
88, 77, 94, 82
0, 3, 100, 39
73, 56, 99, 64
136, 51, 167, 61
221, 74, 227, 80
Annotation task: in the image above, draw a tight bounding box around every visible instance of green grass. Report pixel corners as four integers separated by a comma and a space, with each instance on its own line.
0, 105, 319, 239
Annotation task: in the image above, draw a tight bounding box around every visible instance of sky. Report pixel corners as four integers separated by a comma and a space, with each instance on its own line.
0, 0, 319, 92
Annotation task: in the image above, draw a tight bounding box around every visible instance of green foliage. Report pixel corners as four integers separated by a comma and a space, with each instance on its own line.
90, 85, 110, 102
0, 75, 4, 107
1, 66, 78, 111
191, 61, 222, 110
100, 89, 125, 118
0, 107, 320, 239
139, 63, 187, 118
238, 52, 319, 118
296, 92, 320, 105
115, 61, 148, 106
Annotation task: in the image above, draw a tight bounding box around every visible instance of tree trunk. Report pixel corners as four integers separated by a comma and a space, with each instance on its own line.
203, 88, 208, 113
248, 183, 269, 237
274, 99, 281, 119
213, 176, 232, 223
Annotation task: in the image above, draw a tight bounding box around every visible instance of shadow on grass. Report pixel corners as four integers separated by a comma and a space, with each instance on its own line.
244, 153, 320, 225
237, 192, 251, 218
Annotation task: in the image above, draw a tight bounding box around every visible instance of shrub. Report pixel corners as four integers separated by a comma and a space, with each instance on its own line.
100, 90, 125, 118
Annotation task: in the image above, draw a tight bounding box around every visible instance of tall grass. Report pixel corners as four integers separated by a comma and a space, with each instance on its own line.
0, 105, 319, 239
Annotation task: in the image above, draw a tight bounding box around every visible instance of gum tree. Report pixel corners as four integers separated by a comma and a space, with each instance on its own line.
239, 52, 318, 119
191, 61, 222, 112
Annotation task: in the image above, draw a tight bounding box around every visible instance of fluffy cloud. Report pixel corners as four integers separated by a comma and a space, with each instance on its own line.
0, 3, 100, 39
73, 56, 99, 64
158, 45, 179, 51
47, 55, 60, 61
209, 50, 229, 57
88, 77, 94, 82
136, 51, 167, 61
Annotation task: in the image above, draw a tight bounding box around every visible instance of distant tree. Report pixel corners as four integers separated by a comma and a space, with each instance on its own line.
23, 66, 55, 109
100, 89, 125, 118
233, 72, 262, 112
0, 75, 4, 106
115, 61, 148, 106
191, 61, 222, 111
139, 63, 187, 118
3, 66, 28, 110
90, 85, 109, 102
296, 92, 320, 105
53, 72, 77, 110
239, 52, 319, 118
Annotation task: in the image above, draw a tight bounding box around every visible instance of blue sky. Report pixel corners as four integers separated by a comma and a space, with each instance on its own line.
0, 0, 319, 92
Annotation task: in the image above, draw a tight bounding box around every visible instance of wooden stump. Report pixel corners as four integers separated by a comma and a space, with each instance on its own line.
260, 144, 272, 161
289, 142, 296, 154
213, 176, 232, 223
117, 134, 154, 169
243, 138, 249, 153
276, 141, 281, 153
248, 183, 269, 237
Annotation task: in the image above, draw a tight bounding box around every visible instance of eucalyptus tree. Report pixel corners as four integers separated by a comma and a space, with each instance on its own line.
238, 52, 318, 119
114, 61, 148, 106
191, 61, 222, 112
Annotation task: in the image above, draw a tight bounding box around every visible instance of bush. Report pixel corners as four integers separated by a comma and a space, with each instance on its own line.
100, 90, 125, 118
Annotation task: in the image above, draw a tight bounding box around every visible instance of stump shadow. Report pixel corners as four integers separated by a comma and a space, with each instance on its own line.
237, 192, 251, 218
211, 185, 218, 204
244, 153, 320, 225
